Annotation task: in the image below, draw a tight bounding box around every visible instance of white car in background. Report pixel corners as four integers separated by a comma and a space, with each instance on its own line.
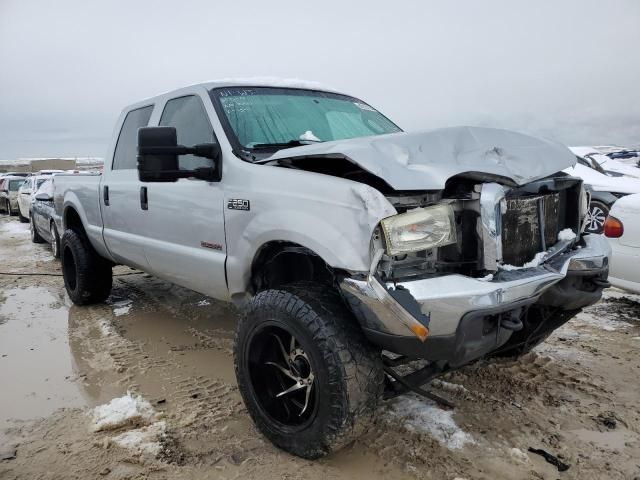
604, 193, 640, 294
565, 149, 640, 233
17, 175, 52, 222
17, 173, 65, 221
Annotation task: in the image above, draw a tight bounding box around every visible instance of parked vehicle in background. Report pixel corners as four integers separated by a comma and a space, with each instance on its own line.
564, 150, 640, 233
34, 169, 65, 176
0, 172, 29, 178
0, 175, 28, 216
570, 147, 640, 179
52, 80, 610, 458
608, 149, 640, 162
604, 193, 640, 294
17, 175, 50, 222
29, 178, 60, 257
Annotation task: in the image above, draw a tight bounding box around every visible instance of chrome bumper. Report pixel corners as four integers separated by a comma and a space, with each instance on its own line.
340, 234, 610, 339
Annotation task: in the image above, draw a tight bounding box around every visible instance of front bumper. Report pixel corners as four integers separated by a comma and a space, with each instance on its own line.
340, 234, 610, 364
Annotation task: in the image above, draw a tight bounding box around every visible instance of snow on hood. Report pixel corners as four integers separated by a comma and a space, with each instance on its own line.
268, 126, 577, 190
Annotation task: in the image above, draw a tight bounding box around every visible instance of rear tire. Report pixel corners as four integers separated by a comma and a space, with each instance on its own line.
30, 216, 45, 243
234, 282, 383, 459
61, 229, 112, 305
7, 200, 16, 216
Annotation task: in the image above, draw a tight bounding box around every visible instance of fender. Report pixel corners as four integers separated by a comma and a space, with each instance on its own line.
224, 181, 396, 297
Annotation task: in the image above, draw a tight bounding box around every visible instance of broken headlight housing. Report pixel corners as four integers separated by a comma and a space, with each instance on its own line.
380, 204, 456, 256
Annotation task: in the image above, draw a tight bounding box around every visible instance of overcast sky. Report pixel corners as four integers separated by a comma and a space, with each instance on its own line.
0, 0, 638, 159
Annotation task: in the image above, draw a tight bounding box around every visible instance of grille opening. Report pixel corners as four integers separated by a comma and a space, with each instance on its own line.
501, 181, 581, 266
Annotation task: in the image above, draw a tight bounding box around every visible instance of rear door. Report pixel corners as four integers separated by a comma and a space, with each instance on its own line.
101, 105, 154, 270
140, 93, 227, 299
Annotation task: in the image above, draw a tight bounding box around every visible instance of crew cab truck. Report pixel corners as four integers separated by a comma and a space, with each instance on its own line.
54, 80, 611, 459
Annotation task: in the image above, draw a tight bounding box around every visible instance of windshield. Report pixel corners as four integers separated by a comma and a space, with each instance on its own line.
211, 87, 402, 157
9, 180, 23, 191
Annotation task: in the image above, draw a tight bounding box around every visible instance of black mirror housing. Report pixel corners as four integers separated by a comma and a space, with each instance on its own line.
137, 127, 222, 183
35, 192, 53, 201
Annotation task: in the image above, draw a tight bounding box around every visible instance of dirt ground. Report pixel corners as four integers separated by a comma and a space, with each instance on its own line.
1, 215, 640, 480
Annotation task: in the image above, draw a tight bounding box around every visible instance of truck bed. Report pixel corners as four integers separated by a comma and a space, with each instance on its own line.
53, 172, 111, 259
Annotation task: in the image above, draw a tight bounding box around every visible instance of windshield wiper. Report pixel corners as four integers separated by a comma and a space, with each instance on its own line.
251, 139, 321, 150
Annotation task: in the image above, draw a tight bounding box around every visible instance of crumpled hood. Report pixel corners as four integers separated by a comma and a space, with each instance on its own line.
267, 126, 577, 190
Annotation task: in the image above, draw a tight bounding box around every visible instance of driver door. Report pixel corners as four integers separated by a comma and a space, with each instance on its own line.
139, 94, 228, 300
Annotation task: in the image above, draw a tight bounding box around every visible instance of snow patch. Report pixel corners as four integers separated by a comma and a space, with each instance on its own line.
196, 299, 210, 307
509, 447, 531, 464
111, 421, 166, 456
388, 395, 474, 449
558, 228, 577, 241
500, 251, 548, 271
299, 130, 321, 142
478, 274, 494, 282
213, 76, 335, 92
571, 312, 632, 332
99, 320, 115, 337
0, 221, 29, 236
111, 299, 132, 317
431, 379, 468, 394
89, 392, 158, 432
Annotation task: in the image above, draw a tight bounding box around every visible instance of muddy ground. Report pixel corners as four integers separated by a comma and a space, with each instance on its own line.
1, 215, 640, 480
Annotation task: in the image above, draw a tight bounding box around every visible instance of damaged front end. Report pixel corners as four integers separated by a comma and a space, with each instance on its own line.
340, 174, 611, 370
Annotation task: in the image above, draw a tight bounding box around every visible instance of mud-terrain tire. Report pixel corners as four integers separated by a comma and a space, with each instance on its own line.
30, 216, 45, 243
61, 229, 112, 305
234, 282, 384, 459
50, 222, 60, 259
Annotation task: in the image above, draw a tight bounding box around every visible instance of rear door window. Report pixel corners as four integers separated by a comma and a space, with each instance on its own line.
159, 96, 216, 170
112, 105, 154, 170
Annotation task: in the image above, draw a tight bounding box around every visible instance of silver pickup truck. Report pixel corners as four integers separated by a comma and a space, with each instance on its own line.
54, 79, 611, 459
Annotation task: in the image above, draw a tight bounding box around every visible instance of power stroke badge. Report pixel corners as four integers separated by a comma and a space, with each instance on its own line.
227, 199, 250, 211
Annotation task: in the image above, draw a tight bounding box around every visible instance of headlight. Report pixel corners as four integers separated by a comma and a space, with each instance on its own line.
380, 204, 456, 256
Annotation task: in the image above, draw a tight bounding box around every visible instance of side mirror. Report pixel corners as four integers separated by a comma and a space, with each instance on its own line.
137, 127, 221, 182
35, 192, 52, 201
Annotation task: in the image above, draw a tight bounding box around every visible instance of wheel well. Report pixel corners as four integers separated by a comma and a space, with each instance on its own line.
250, 241, 335, 294
64, 207, 85, 235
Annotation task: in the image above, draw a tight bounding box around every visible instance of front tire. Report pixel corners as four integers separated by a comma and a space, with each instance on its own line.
50, 222, 60, 259
585, 201, 609, 234
61, 229, 112, 305
234, 282, 383, 459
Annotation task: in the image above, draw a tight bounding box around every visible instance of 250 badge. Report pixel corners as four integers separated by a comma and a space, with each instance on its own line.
227, 199, 250, 211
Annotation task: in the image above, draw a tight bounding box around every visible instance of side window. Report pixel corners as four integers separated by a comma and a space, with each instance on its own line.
159, 96, 216, 170
112, 105, 153, 170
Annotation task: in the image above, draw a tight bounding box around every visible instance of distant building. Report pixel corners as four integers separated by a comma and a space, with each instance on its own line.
0, 157, 103, 173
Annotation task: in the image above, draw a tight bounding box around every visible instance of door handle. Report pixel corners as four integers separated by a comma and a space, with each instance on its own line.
140, 186, 148, 210
103, 185, 109, 206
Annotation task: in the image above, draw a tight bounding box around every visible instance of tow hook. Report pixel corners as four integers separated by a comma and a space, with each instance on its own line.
500, 309, 524, 331
591, 278, 611, 288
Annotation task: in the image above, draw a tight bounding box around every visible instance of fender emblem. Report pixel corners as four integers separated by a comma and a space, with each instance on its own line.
227, 199, 250, 211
